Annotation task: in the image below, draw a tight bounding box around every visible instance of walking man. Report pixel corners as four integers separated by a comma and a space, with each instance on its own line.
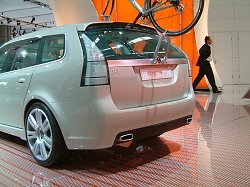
193, 36, 222, 93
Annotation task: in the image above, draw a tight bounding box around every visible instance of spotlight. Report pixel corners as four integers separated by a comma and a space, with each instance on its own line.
17, 20, 21, 25
0, 13, 3, 18
7, 18, 12, 24
31, 17, 35, 23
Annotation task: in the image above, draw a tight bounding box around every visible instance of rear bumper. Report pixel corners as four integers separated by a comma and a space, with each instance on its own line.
114, 115, 192, 144
51, 86, 195, 150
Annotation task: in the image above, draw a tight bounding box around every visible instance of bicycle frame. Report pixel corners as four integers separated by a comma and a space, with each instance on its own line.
128, 0, 173, 16
151, 32, 171, 64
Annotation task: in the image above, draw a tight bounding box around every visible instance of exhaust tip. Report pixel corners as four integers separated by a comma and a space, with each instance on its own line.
119, 133, 133, 142
187, 118, 192, 124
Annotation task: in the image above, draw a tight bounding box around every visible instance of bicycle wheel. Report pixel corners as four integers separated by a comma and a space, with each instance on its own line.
148, 0, 204, 36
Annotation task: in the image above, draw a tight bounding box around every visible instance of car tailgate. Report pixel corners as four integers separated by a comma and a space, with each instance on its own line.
108, 58, 189, 109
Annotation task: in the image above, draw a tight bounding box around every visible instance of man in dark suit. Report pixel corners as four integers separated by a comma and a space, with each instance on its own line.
193, 36, 222, 93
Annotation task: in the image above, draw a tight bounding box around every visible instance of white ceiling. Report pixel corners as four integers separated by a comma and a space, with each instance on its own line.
0, 0, 54, 33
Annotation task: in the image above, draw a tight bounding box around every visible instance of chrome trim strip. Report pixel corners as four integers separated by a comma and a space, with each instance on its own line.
108, 58, 187, 67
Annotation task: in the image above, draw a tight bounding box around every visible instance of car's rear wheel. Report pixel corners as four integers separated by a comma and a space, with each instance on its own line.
25, 102, 68, 167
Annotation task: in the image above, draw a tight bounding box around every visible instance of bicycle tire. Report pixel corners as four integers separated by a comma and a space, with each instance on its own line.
102, 0, 115, 16
148, 0, 204, 36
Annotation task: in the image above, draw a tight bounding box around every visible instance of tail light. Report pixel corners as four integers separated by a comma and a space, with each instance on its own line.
82, 60, 109, 86
188, 61, 192, 77
80, 33, 109, 86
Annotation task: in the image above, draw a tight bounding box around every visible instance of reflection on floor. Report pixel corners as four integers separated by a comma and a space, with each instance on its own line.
0, 85, 250, 186
243, 88, 250, 99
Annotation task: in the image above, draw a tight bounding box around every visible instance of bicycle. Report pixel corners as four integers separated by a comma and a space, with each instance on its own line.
102, 0, 204, 36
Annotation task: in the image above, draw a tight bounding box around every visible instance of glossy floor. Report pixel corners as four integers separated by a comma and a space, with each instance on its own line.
0, 85, 250, 187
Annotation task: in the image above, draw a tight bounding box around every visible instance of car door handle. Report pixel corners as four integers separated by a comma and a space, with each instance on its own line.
17, 78, 26, 84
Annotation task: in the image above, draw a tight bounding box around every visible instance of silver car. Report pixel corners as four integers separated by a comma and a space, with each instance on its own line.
0, 22, 195, 166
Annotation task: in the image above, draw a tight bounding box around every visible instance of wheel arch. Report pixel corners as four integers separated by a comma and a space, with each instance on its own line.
23, 98, 67, 146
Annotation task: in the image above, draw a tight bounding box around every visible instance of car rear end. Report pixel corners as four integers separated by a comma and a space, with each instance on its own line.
64, 22, 195, 149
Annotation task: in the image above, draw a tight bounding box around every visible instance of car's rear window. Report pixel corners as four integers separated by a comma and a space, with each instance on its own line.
80, 28, 186, 60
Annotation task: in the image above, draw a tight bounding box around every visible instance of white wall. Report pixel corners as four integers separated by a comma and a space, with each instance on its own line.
48, 0, 98, 26
208, 0, 250, 84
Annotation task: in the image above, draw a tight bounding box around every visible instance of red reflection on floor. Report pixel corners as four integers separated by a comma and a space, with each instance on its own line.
1, 85, 250, 186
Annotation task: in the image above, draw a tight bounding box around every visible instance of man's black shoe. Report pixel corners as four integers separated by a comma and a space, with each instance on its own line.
213, 90, 222, 93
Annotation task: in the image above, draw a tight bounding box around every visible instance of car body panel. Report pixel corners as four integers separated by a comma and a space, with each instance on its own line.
0, 67, 35, 128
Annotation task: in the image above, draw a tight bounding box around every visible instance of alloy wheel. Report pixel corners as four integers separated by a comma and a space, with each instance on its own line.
26, 108, 52, 161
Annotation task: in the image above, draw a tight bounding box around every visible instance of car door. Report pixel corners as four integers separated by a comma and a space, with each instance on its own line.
0, 38, 40, 128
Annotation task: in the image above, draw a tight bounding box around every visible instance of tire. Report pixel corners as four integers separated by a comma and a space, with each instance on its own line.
148, 0, 204, 36
25, 102, 68, 167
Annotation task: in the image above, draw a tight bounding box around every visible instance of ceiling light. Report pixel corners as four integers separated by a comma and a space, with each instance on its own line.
7, 18, 12, 24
